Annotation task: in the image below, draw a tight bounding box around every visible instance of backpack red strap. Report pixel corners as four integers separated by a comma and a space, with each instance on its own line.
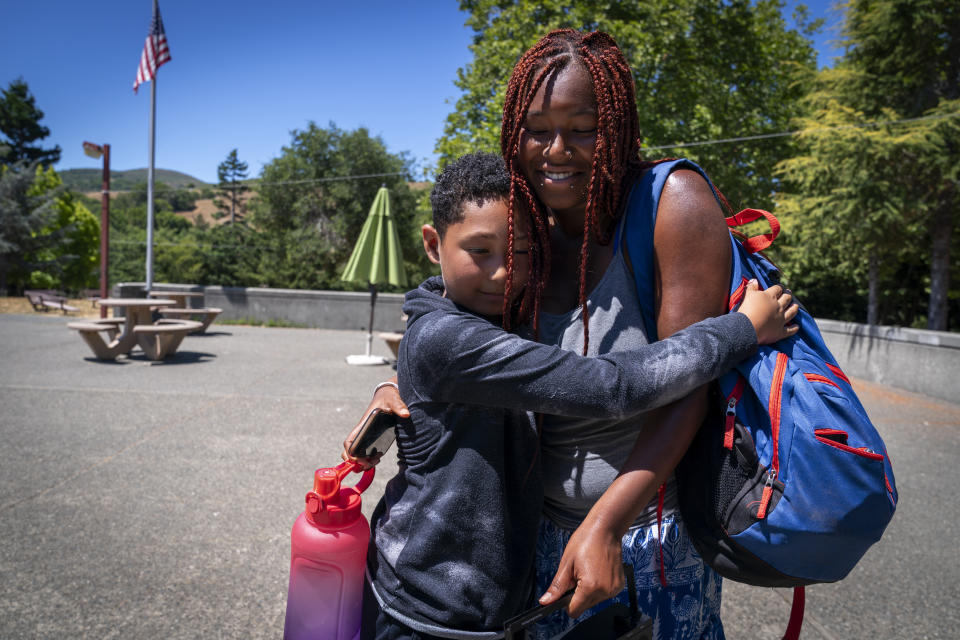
726, 208, 780, 254
782, 586, 805, 640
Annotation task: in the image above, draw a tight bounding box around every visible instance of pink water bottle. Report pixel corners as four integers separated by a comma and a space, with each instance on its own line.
283, 460, 375, 640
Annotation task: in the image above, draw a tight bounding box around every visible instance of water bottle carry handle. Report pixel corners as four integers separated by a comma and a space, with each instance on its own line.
332, 460, 375, 497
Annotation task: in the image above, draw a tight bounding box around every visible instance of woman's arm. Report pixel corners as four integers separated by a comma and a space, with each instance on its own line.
539, 169, 732, 616
403, 301, 754, 418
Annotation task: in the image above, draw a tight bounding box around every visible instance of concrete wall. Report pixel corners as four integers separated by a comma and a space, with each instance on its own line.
817, 319, 960, 403
115, 282, 407, 332
117, 283, 960, 401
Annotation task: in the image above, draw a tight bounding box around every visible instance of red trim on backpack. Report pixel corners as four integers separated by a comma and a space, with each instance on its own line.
814, 434, 885, 461
804, 372, 840, 388
826, 362, 851, 384
728, 276, 750, 311
725, 208, 780, 254
813, 428, 848, 444
768, 353, 788, 473
758, 353, 788, 520
724, 377, 746, 450
656, 483, 667, 587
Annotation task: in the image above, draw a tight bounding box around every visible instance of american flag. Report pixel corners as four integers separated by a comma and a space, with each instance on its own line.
133, 2, 171, 93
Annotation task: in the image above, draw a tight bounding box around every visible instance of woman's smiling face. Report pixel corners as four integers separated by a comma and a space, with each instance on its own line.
518, 63, 598, 229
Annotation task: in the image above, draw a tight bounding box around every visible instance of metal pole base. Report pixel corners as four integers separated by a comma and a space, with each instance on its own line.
345, 354, 389, 366
345, 330, 388, 365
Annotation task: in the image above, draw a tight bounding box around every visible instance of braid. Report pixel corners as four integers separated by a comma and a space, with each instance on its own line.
503, 196, 516, 322
502, 29, 646, 352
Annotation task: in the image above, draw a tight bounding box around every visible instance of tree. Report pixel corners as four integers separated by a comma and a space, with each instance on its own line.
775, 0, 959, 329
256, 122, 422, 290
775, 86, 925, 325
215, 148, 249, 224
28, 166, 100, 292
438, 0, 821, 208
842, 0, 960, 331
0, 163, 62, 293
0, 78, 61, 167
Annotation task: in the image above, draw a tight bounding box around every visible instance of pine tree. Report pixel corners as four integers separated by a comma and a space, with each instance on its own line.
215, 149, 249, 224
0, 78, 61, 167
775, 0, 959, 329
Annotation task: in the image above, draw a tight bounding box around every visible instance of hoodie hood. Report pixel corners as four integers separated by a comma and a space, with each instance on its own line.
401, 276, 449, 327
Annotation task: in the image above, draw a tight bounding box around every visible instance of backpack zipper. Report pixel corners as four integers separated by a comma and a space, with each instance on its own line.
724, 377, 746, 450
756, 469, 777, 520
758, 352, 789, 519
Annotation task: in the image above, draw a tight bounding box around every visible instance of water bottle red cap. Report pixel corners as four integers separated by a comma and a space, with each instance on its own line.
305, 461, 375, 527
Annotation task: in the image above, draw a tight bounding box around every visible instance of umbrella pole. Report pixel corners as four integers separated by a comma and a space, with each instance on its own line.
366, 283, 377, 357
346, 282, 388, 366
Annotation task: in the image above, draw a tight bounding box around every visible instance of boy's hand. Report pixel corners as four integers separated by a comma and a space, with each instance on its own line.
340, 380, 408, 469
537, 517, 625, 619
738, 280, 800, 345
340, 421, 383, 470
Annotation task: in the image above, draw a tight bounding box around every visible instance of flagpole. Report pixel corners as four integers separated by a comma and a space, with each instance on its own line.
145, 52, 157, 294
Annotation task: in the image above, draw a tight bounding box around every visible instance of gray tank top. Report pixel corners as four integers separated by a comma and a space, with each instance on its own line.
537, 248, 679, 531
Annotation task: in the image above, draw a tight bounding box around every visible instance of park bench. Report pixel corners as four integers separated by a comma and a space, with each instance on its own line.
80, 289, 102, 308
25, 289, 79, 314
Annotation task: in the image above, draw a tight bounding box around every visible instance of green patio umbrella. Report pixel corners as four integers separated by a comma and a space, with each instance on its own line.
340, 186, 408, 365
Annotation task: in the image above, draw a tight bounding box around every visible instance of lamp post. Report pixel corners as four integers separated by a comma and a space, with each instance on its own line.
83, 141, 110, 318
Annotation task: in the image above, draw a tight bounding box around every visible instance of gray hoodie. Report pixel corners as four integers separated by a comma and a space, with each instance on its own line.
366, 276, 757, 638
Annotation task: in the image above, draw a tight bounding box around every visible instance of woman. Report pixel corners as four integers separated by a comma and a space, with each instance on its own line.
365, 29, 735, 639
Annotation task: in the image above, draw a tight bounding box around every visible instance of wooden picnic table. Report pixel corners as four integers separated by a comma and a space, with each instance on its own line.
67, 298, 200, 360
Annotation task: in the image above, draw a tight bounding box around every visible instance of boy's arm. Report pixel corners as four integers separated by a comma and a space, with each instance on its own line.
538, 169, 732, 616
412, 306, 756, 418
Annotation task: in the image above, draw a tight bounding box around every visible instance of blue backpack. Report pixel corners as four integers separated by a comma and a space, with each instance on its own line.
617, 159, 898, 640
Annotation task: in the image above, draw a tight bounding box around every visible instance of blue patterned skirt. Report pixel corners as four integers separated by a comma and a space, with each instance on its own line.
533, 513, 725, 640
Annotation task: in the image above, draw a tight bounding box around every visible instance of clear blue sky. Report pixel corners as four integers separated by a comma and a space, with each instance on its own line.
1, 1, 842, 185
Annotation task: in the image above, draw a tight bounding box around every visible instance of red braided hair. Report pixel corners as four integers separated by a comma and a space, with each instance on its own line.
500, 29, 651, 351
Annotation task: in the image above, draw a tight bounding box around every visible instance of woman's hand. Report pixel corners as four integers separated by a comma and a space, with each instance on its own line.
538, 516, 625, 619
341, 379, 409, 469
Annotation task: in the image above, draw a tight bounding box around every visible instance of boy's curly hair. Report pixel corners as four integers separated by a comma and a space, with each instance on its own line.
430, 152, 511, 238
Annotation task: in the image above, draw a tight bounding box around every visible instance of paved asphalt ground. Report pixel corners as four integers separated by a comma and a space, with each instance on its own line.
1, 313, 958, 639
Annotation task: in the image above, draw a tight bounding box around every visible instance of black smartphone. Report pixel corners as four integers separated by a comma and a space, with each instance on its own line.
347, 408, 397, 459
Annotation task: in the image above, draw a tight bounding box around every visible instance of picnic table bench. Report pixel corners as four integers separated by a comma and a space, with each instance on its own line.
148, 291, 222, 333
133, 319, 204, 360
67, 298, 201, 361
158, 307, 223, 333
25, 289, 79, 314
378, 332, 404, 358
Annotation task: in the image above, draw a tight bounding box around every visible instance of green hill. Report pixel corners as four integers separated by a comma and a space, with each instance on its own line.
59, 168, 209, 191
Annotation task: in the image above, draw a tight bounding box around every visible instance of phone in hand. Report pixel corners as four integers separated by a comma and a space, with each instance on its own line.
346, 408, 397, 459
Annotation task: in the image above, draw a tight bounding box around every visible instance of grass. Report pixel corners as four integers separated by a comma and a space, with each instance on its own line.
0, 296, 100, 317
214, 316, 310, 328
0, 297, 311, 329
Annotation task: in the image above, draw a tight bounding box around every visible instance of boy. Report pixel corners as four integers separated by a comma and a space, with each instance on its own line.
357, 152, 796, 639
